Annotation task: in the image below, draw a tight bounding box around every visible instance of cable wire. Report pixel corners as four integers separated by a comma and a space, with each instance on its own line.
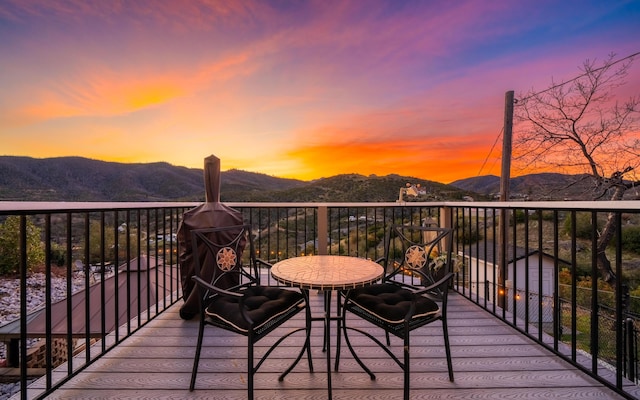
517, 51, 640, 103
477, 127, 503, 176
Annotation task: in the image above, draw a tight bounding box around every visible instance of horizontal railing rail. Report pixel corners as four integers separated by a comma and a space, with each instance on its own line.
1, 200, 640, 399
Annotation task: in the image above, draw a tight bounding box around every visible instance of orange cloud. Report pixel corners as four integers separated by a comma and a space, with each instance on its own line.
4, 42, 268, 127
75, 74, 185, 116
3, 69, 187, 126
286, 130, 497, 183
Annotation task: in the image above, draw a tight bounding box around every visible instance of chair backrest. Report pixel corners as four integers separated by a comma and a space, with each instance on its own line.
383, 224, 454, 299
190, 224, 258, 295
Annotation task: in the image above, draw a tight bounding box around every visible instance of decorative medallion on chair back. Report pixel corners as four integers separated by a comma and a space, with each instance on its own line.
385, 224, 452, 299
193, 224, 252, 293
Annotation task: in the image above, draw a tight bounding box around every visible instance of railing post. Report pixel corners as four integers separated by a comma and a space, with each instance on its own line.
440, 205, 453, 256
439, 206, 452, 230
318, 206, 328, 255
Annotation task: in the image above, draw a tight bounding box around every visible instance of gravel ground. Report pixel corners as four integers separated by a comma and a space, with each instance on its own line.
0, 272, 88, 400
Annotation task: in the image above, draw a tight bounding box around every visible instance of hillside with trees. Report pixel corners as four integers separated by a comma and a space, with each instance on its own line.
0, 156, 480, 202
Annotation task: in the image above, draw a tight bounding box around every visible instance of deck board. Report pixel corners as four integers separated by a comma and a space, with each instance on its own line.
21, 292, 636, 399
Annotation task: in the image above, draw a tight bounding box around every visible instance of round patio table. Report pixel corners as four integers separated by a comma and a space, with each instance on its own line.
271, 255, 384, 400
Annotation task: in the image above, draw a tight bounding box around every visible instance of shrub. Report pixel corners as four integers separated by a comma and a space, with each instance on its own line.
621, 226, 640, 254
563, 212, 594, 240
0, 216, 45, 275
456, 218, 483, 245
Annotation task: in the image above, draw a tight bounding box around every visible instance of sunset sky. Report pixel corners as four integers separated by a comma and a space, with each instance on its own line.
1, 1, 639, 183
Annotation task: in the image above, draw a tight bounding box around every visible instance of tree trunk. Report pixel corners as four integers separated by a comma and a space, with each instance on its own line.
596, 184, 626, 283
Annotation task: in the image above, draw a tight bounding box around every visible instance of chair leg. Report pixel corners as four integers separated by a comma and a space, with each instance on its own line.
305, 303, 314, 372
443, 319, 454, 382
279, 304, 314, 381
189, 321, 206, 391
340, 312, 376, 380
248, 337, 254, 400
335, 292, 343, 371
404, 333, 410, 400
322, 291, 329, 352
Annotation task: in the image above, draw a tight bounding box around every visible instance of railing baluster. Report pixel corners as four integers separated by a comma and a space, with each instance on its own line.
553, 210, 560, 352
19, 215, 27, 400
113, 210, 120, 343
100, 211, 106, 351
44, 214, 53, 391
591, 210, 599, 373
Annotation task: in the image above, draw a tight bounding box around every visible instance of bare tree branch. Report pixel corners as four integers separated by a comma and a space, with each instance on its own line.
513, 53, 640, 283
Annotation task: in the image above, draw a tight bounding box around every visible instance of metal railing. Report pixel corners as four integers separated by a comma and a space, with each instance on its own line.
1, 200, 639, 399
0, 202, 192, 400
453, 201, 640, 400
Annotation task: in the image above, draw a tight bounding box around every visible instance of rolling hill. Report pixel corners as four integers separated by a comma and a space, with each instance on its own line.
5, 156, 630, 202
0, 156, 476, 202
449, 172, 640, 200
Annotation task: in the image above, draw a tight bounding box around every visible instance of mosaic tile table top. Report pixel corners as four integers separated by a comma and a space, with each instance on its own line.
271, 255, 384, 291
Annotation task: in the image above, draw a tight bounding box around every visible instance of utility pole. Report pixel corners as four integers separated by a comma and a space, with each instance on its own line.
497, 90, 514, 309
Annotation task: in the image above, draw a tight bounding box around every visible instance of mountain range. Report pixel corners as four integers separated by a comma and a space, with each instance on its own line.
0, 156, 632, 202
450, 173, 639, 201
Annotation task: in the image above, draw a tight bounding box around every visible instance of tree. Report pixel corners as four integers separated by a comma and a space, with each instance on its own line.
0, 216, 45, 275
87, 221, 116, 264
84, 221, 142, 265
514, 53, 640, 283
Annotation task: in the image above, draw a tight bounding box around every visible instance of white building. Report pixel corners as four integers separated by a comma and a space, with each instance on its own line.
461, 241, 570, 323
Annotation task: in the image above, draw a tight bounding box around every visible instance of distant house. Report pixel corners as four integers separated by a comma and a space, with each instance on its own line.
460, 241, 571, 323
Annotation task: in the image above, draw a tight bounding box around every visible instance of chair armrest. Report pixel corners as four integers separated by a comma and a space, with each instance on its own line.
192, 275, 243, 298
256, 258, 273, 268
414, 272, 455, 296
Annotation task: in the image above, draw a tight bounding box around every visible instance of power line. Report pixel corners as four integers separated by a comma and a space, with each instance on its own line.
477, 51, 639, 178
517, 51, 640, 103
477, 127, 503, 176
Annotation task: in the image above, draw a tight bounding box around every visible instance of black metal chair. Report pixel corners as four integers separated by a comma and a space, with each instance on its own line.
340, 224, 455, 400
188, 224, 310, 399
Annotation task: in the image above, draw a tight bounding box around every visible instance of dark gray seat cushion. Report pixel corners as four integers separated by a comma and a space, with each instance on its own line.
205, 286, 304, 334
349, 283, 439, 325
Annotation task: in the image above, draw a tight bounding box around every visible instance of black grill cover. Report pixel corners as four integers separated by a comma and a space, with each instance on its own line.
177, 155, 243, 319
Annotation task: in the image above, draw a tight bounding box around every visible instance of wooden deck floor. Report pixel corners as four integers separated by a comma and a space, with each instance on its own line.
24, 292, 638, 399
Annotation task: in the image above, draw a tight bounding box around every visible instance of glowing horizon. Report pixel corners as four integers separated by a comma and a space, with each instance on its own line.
1, 1, 639, 184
